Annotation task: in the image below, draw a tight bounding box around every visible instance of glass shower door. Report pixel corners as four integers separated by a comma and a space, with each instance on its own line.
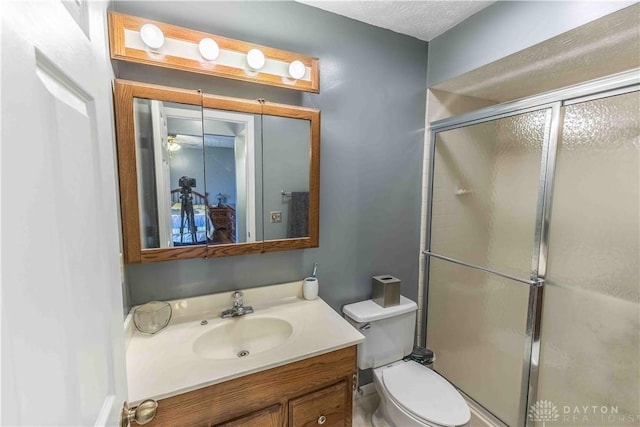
426, 108, 552, 426
536, 90, 640, 425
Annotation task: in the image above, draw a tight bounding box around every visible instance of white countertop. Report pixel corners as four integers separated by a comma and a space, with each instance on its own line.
125, 281, 365, 404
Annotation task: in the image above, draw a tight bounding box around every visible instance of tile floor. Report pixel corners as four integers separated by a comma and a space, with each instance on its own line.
353, 392, 379, 427
352, 390, 497, 427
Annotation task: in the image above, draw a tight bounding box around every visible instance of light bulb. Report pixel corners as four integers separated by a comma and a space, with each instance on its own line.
198, 38, 219, 61
288, 60, 306, 80
139, 23, 164, 49
167, 136, 181, 152
246, 48, 265, 70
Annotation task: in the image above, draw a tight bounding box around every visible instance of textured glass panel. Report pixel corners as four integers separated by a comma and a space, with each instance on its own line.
431, 109, 549, 278
426, 258, 530, 427
538, 91, 640, 424
546, 92, 640, 301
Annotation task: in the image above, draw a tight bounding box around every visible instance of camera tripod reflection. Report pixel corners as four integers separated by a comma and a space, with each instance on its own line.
178, 176, 197, 244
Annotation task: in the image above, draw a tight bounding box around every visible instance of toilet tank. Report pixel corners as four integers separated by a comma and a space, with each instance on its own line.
343, 296, 417, 369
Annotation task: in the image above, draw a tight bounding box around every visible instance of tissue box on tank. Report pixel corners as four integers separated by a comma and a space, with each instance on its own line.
372, 275, 401, 307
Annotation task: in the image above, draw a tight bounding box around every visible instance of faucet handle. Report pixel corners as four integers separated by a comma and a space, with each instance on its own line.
232, 291, 243, 306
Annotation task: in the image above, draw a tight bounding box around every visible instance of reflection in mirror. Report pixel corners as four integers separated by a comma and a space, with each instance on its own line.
202, 109, 262, 245
133, 98, 206, 249
262, 115, 311, 240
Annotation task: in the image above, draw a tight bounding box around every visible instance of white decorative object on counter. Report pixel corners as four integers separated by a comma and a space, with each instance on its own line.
133, 301, 172, 334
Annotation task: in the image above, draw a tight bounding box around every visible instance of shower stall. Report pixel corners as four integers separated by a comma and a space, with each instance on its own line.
422, 71, 639, 426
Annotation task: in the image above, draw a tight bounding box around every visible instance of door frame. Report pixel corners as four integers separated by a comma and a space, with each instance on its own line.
202, 108, 257, 243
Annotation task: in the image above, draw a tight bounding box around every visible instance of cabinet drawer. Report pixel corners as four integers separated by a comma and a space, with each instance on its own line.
289, 381, 348, 427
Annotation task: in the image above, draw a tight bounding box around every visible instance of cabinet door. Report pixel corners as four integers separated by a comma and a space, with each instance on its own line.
289, 381, 348, 427
215, 403, 282, 427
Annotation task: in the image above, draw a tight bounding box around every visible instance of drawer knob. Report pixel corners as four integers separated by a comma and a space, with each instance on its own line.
317, 415, 327, 424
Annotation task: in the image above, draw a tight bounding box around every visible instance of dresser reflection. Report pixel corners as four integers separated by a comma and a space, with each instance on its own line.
209, 205, 236, 244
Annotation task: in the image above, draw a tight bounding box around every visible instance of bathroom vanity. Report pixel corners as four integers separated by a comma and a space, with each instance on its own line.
141, 347, 355, 426
126, 282, 364, 426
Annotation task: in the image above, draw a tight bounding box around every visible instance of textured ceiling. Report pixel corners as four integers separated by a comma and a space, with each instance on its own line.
296, 1, 494, 41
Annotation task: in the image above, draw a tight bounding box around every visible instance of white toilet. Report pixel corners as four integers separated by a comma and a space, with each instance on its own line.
343, 296, 471, 427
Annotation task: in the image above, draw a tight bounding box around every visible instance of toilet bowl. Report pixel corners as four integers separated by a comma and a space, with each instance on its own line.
372, 361, 470, 427
343, 296, 470, 427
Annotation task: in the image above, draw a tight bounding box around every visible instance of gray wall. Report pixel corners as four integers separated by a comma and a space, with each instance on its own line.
204, 146, 237, 205
116, 1, 427, 317
169, 147, 205, 198
168, 145, 237, 206
427, 0, 635, 87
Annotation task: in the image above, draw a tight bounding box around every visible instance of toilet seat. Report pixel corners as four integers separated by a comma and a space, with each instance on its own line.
381, 361, 470, 427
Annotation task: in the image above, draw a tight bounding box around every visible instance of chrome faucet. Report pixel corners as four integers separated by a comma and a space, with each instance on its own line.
221, 291, 254, 318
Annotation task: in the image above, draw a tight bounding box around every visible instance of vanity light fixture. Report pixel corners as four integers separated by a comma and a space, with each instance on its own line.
139, 23, 165, 49
109, 12, 320, 92
246, 48, 266, 70
288, 60, 306, 80
198, 38, 219, 61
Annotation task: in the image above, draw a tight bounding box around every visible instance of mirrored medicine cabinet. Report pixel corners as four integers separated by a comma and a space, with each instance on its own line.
113, 79, 320, 263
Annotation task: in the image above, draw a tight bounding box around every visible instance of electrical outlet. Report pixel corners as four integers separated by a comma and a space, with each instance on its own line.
270, 211, 282, 223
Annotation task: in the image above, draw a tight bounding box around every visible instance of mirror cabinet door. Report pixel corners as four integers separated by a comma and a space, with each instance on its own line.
202, 108, 263, 245
115, 80, 208, 263
133, 98, 206, 250
261, 106, 320, 251
201, 94, 264, 258
262, 115, 311, 239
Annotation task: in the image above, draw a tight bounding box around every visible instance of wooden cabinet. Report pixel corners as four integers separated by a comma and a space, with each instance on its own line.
144, 346, 356, 427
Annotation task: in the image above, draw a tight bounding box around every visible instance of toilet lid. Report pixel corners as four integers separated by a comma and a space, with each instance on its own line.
382, 361, 470, 427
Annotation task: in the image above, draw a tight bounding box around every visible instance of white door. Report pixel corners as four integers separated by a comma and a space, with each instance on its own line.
2, 1, 128, 425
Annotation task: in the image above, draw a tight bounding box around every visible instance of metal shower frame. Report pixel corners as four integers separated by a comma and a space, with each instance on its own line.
421, 69, 639, 427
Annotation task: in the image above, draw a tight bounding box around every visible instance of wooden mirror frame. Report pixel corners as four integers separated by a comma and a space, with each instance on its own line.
114, 79, 320, 263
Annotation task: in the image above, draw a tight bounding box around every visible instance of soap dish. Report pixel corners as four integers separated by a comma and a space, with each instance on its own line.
133, 301, 172, 334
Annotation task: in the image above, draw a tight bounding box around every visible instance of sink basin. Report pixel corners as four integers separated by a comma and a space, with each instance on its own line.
193, 316, 293, 360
